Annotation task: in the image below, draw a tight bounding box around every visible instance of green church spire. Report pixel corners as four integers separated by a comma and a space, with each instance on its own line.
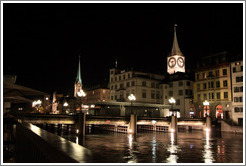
76, 56, 82, 85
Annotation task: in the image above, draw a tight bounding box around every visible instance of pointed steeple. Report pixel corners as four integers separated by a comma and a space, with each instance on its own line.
170, 24, 183, 56
76, 56, 82, 85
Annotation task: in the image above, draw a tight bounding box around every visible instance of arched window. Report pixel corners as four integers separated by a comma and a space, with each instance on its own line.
216, 105, 223, 119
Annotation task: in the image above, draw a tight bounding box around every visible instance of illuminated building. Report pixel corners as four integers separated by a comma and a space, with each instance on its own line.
193, 52, 232, 119
83, 85, 110, 104
231, 60, 243, 125
109, 68, 164, 104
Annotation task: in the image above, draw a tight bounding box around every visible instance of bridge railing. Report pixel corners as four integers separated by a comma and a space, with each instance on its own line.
15, 121, 99, 163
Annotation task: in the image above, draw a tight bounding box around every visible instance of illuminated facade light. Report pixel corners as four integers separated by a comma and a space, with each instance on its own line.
169, 97, 176, 104
45, 97, 49, 100
32, 100, 42, 107
128, 94, 136, 101
152, 120, 156, 125
63, 102, 69, 107
77, 89, 86, 97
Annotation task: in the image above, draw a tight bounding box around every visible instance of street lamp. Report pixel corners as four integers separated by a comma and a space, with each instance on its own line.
203, 100, 209, 117
169, 97, 176, 116
63, 102, 69, 114
77, 89, 86, 113
128, 94, 136, 114
32, 100, 42, 113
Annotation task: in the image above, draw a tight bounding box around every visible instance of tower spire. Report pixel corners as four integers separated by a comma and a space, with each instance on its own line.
171, 24, 183, 56
76, 55, 82, 85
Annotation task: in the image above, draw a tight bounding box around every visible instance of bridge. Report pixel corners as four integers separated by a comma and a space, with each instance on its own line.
3, 114, 208, 163
19, 114, 206, 133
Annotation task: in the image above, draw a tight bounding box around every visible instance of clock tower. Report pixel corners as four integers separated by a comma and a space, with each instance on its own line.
167, 24, 185, 74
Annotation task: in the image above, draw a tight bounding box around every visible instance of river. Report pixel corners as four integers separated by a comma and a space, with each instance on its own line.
51, 126, 243, 163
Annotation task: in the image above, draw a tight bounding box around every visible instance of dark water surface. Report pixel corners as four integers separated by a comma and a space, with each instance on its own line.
56, 128, 243, 163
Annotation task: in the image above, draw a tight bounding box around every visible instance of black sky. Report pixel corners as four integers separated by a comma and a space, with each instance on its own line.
3, 3, 243, 95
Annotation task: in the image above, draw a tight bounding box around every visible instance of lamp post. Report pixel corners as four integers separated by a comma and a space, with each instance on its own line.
128, 94, 136, 114
77, 89, 86, 113
203, 100, 209, 117
63, 102, 69, 114
76, 89, 86, 137
168, 97, 176, 116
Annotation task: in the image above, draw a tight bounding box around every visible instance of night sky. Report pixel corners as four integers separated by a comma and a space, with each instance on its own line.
3, 3, 243, 95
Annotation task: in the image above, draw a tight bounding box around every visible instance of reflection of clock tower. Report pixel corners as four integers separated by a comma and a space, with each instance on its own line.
167, 24, 185, 74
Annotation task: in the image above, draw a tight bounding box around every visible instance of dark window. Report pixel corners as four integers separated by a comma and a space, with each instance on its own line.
126, 82, 130, 87
209, 71, 213, 76
151, 91, 155, 99
156, 91, 160, 99
223, 69, 227, 76
234, 97, 242, 102
241, 66, 243, 71
203, 83, 207, 89
236, 76, 243, 82
197, 94, 201, 100
111, 86, 113, 90
197, 74, 200, 80
235, 107, 243, 112
224, 92, 228, 99
111, 96, 113, 100
115, 85, 118, 89
115, 77, 117, 81
211, 93, 214, 99
216, 81, 220, 88
142, 90, 147, 98
169, 91, 173, 96
216, 92, 221, 99
123, 75, 125, 79
223, 80, 228, 87
111, 78, 113, 82
111, 71, 114, 75
132, 81, 135, 86
197, 84, 200, 90
142, 81, 147, 87
115, 95, 117, 100
179, 81, 183, 86
187, 81, 190, 86
233, 67, 236, 73
185, 89, 192, 95
211, 82, 214, 88
169, 83, 173, 87
128, 73, 131, 79
165, 96, 167, 99
203, 93, 207, 100
119, 76, 121, 80
120, 83, 124, 89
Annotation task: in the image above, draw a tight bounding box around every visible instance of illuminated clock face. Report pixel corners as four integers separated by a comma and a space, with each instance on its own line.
168, 57, 176, 68
177, 57, 185, 68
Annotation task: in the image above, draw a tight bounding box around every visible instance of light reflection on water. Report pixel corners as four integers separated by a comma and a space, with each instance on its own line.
165, 132, 179, 163
203, 131, 214, 163
45, 125, 243, 163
